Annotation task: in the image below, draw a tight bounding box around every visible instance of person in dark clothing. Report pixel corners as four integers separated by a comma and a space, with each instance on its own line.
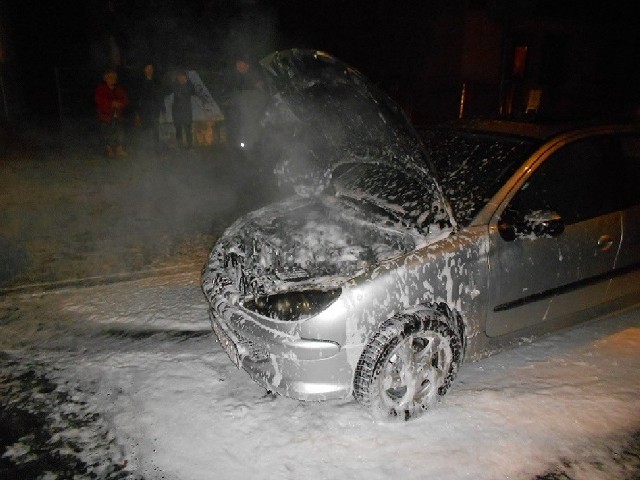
134, 63, 163, 148
94, 68, 129, 157
219, 54, 272, 205
219, 54, 268, 154
171, 70, 196, 149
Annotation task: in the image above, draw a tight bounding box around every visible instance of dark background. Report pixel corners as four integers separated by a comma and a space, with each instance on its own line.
1, 0, 639, 123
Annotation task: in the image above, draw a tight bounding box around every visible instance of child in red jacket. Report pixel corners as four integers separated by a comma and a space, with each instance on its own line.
94, 68, 129, 157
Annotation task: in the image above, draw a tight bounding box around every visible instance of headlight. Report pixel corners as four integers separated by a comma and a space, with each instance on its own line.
242, 289, 341, 321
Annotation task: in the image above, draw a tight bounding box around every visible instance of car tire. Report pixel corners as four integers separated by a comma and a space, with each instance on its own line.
353, 307, 462, 420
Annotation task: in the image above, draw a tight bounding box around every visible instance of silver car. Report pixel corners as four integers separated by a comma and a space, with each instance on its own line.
202, 49, 640, 419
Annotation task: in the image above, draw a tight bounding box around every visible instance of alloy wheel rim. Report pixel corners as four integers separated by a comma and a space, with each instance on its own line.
378, 330, 453, 412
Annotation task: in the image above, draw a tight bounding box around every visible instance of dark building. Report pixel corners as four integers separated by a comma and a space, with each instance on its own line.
1, 1, 638, 124
412, 1, 640, 123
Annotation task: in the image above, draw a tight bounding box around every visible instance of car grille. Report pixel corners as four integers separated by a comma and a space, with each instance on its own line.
210, 310, 270, 365
230, 326, 270, 363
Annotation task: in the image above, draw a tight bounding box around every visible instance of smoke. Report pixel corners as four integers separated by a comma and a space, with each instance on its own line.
87, 121, 290, 277
118, 1, 281, 72
2, 2, 400, 287
0, 114, 290, 288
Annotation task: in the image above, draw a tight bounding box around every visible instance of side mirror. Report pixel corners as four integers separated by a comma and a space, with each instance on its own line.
497, 219, 516, 241
498, 210, 564, 242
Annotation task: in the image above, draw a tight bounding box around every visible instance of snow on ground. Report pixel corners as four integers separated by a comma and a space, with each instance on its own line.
1, 272, 639, 479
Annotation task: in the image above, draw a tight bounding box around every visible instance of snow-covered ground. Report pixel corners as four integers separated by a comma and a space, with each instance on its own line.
1, 271, 639, 479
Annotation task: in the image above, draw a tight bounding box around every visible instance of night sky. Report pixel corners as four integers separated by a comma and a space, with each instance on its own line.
2, 0, 639, 120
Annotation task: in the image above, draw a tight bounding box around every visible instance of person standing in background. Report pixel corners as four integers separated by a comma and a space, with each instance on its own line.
134, 62, 163, 150
219, 53, 266, 155
171, 70, 195, 149
94, 68, 129, 158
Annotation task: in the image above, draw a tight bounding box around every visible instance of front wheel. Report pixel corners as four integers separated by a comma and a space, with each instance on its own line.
353, 308, 462, 420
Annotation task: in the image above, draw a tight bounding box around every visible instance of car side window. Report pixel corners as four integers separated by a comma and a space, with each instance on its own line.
619, 134, 640, 208
504, 137, 621, 225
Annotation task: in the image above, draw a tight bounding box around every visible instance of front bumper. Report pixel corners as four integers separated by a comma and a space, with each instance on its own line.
209, 309, 355, 400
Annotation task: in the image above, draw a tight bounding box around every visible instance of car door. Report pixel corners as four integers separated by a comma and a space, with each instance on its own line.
485, 134, 623, 337
608, 132, 640, 302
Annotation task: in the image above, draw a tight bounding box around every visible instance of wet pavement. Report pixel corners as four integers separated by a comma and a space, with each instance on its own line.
1, 277, 638, 480
0, 355, 135, 479
0, 120, 285, 478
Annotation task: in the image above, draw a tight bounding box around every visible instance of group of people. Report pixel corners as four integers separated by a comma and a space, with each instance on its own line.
94, 64, 163, 157
94, 63, 196, 157
94, 54, 266, 159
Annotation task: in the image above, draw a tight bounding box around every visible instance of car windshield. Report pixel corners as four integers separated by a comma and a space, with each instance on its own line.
420, 129, 541, 226
328, 161, 450, 235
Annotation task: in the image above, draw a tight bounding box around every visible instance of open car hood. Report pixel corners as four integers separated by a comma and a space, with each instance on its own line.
212, 195, 424, 298
257, 49, 450, 221
205, 50, 456, 300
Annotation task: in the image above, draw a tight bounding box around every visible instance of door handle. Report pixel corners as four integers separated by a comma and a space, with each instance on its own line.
597, 235, 614, 252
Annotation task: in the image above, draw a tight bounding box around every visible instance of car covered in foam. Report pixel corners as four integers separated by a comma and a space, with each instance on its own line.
202, 49, 640, 419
